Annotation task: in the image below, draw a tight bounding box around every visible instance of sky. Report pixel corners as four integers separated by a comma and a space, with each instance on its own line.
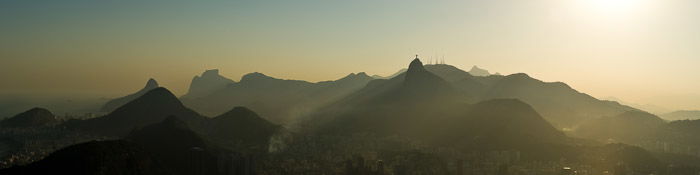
1, 0, 699, 111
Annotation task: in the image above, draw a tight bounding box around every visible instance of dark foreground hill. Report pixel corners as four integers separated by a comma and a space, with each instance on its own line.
0, 140, 171, 175
128, 116, 223, 175
208, 107, 283, 152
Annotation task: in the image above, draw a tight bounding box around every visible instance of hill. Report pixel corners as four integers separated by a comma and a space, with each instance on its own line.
67, 87, 207, 136
0, 140, 170, 175
573, 111, 667, 144
207, 107, 283, 153
418, 64, 636, 128
0, 108, 57, 128
128, 116, 221, 175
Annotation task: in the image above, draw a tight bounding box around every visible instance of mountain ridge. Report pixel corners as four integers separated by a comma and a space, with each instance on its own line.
100, 78, 159, 113
182, 69, 236, 99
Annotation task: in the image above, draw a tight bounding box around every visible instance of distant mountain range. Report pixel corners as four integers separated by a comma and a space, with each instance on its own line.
182, 71, 374, 124
661, 110, 700, 121
67, 86, 283, 153
2, 57, 693, 174
179, 62, 634, 129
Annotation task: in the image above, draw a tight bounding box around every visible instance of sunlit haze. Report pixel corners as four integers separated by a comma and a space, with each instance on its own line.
1, 0, 699, 111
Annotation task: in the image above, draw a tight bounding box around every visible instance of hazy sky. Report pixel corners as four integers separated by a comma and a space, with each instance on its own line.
1, 0, 698, 110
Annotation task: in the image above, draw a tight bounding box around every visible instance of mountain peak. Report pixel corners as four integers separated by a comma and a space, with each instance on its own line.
505, 73, 532, 80
138, 87, 180, 104
468, 66, 491, 76
100, 78, 161, 112
408, 58, 425, 72
144, 78, 159, 89
241, 72, 275, 82
337, 72, 372, 82
109, 87, 184, 115
216, 106, 259, 120
201, 69, 220, 77
182, 69, 235, 99
77, 87, 202, 136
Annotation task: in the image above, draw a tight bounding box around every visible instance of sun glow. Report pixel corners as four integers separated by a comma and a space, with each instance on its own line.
577, 0, 651, 17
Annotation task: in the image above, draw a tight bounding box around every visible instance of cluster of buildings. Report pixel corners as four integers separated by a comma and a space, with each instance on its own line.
0, 127, 104, 169
640, 141, 700, 157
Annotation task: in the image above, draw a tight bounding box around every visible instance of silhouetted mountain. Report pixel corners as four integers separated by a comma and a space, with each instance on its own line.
601, 96, 674, 115
662, 110, 700, 121
422, 64, 476, 82
318, 72, 373, 86
382, 64, 489, 82
182, 71, 374, 124
468, 65, 491, 76
182, 69, 236, 99
371, 68, 407, 79
128, 116, 210, 153
318, 59, 462, 111
573, 111, 666, 143
67, 87, 207, 136
668, 119, 700, 133
376, 64, 636, 128
478, 73, 637, 128
0, 140, 170, 175
208, 107, 282, 152
128, 116, 220, 175
0, 107, 57, 128
100, 78, 159, 113
448, 99, 566, 148
405, 58, 446, 86
305, 58, 565, 154
666, 119, 700, 147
